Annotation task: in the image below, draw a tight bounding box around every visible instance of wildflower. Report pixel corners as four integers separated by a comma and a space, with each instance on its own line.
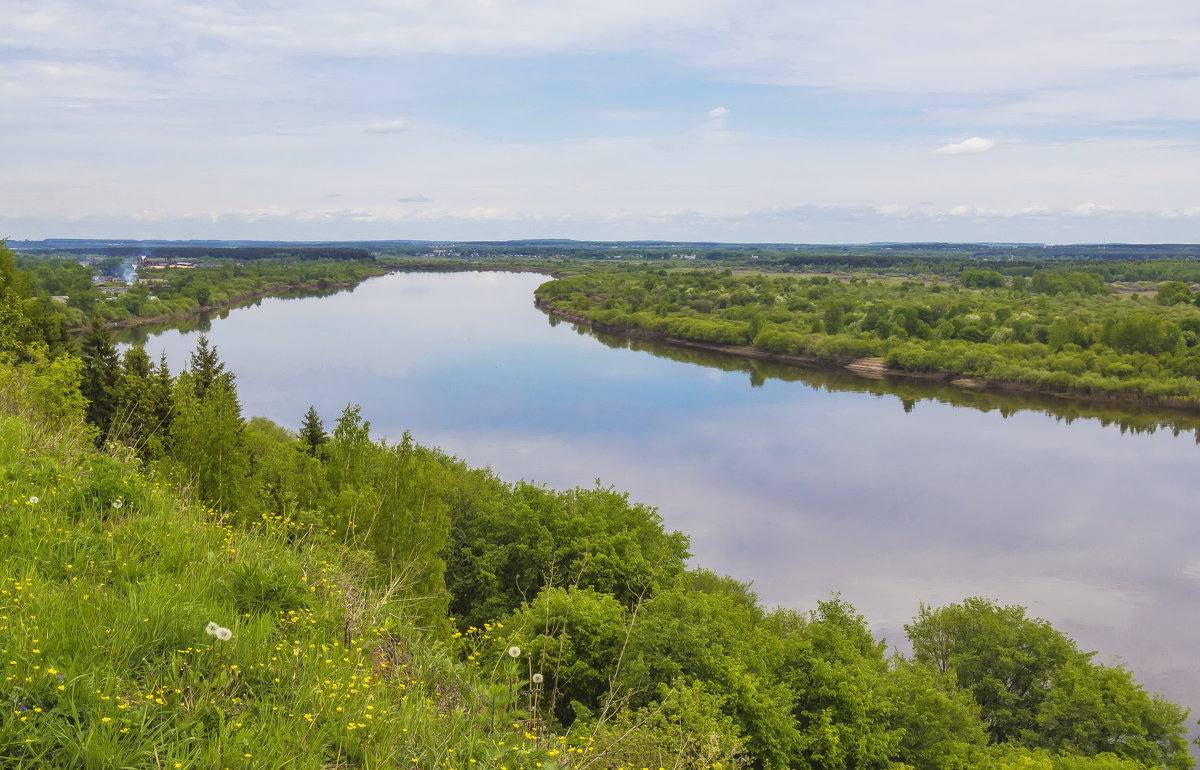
215, 627, 233, 642
27, 497, 38, 505
112, 499, 123, 509
532, 673, 544, 685
205, 622, 220, 636
507, 646, 521, 658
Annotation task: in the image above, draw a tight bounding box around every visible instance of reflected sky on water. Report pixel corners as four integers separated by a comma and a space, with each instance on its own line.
119, 270, 1200, 719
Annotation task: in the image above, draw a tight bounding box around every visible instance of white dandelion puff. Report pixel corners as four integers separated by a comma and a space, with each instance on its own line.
531, 672, 544, 684
205, 622, 220, 636
112, 499, 123, 509
215, 627, 233, 642
507, 646, 521, 658
28, 496, 38, 504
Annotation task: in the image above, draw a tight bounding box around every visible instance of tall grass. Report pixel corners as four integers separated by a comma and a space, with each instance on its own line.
0, 411, 599, 769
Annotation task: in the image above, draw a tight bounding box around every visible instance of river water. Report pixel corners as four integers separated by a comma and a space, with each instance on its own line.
119, 269, 1200, 720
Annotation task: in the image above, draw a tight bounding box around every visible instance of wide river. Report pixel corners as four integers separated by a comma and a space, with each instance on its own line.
121, 270, 1199, 720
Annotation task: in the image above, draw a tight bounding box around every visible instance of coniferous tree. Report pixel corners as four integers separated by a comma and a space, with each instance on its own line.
170, 359, 250, 513
79, 311, 120, 440
298, 405, 327, 457
146, 353, 176, 457
187, 334, 230, 398
110, 346, 175, 460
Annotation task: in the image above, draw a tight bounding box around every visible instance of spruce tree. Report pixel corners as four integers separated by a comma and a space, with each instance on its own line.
298, 405, 327, 457
188, 334, 231, 398
170, 340, 249, 512
79, 311, 120, 440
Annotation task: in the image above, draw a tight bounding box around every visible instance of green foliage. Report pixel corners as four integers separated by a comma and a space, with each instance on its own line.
905, 598, 1192, 769
962, 270, 1008, 289
1031, 271, 1107, 296
620, 574, 802, 767
167, 364, 251, 513
906, 598, 1084, 743
78, 313, 120, 440
298, 404, 327, 456
499, 586, 629, 724
885, 659, 990, 769
1156, 281, 1195, 305
444, 479, 690, 628
1034, 661, 1192, 769
230, 559, 313, 615
774, 599, 900, 769
537, 268, 1200, 404
584, 680, 750, 768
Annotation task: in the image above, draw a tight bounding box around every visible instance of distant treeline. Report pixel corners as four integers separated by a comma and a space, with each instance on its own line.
20, 246, 373, 261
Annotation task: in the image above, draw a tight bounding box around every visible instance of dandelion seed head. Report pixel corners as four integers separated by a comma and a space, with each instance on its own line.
532, 673, 544, 684
112, 499, 123, 509
215, 627, 233, 641
28, 497, 38, 505
507, 646, 521, 658
205, 622, 220, 635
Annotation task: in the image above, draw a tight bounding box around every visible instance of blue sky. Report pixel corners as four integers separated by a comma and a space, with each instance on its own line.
3, 0, 1199, 243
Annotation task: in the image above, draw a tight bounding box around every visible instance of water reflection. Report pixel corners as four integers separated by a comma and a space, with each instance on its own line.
582, 325, 1200, 442
113, 284, 356, 345
116, 270, 1200, 732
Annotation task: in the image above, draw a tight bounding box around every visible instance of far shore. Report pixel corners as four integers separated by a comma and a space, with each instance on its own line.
535, 298, 1200, 417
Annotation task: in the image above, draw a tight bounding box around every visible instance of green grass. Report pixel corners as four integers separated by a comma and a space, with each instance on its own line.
0, 413, 598, 769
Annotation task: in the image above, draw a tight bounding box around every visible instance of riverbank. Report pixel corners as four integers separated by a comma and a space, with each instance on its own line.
381, 262, 568, 279
537, 298, 1200, 416
75, 272, 387, 332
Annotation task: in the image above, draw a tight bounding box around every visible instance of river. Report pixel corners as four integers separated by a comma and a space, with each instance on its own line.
118, 269, 1200, 722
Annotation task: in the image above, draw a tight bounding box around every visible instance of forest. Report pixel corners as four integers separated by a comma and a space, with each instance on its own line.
535, 266, 1200, 407
0, 241, 1196, 768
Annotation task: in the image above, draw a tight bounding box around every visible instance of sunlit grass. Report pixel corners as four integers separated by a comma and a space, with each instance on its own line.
0, 412, 611, 769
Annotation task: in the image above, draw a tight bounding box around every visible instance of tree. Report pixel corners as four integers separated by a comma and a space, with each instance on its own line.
298, 405, 327, 457
773, 598, 902, 770
1034, 660, 1191, 769
621, 574, 803, 767
168, 340, 250, 512
187, 334, 231, 398
885, 658, 989, 769
0, 242, 33, 357
906, 598, 1085, 744
499, 586, 629, 725
1156, 281, 1194, 306
79, 311, 120, 440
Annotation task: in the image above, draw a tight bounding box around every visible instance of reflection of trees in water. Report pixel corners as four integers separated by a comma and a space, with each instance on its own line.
582, 326, 1200, 442
113, 285, 355, 346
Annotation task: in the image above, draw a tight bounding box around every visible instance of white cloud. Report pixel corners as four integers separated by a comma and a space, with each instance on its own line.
1073, 202, 1116, 216
707, 106, 729, 120
935, 137, 995, 155
366, 119, 408, 134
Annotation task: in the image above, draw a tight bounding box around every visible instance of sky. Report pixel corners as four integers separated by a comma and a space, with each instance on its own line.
2, 0, 1199, 244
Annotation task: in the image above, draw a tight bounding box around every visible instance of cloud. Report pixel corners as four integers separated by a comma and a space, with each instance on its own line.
365, 119, 408, 134
396, 194, 433, 203
708, 106, 729, 120
935, 137, 996, 155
